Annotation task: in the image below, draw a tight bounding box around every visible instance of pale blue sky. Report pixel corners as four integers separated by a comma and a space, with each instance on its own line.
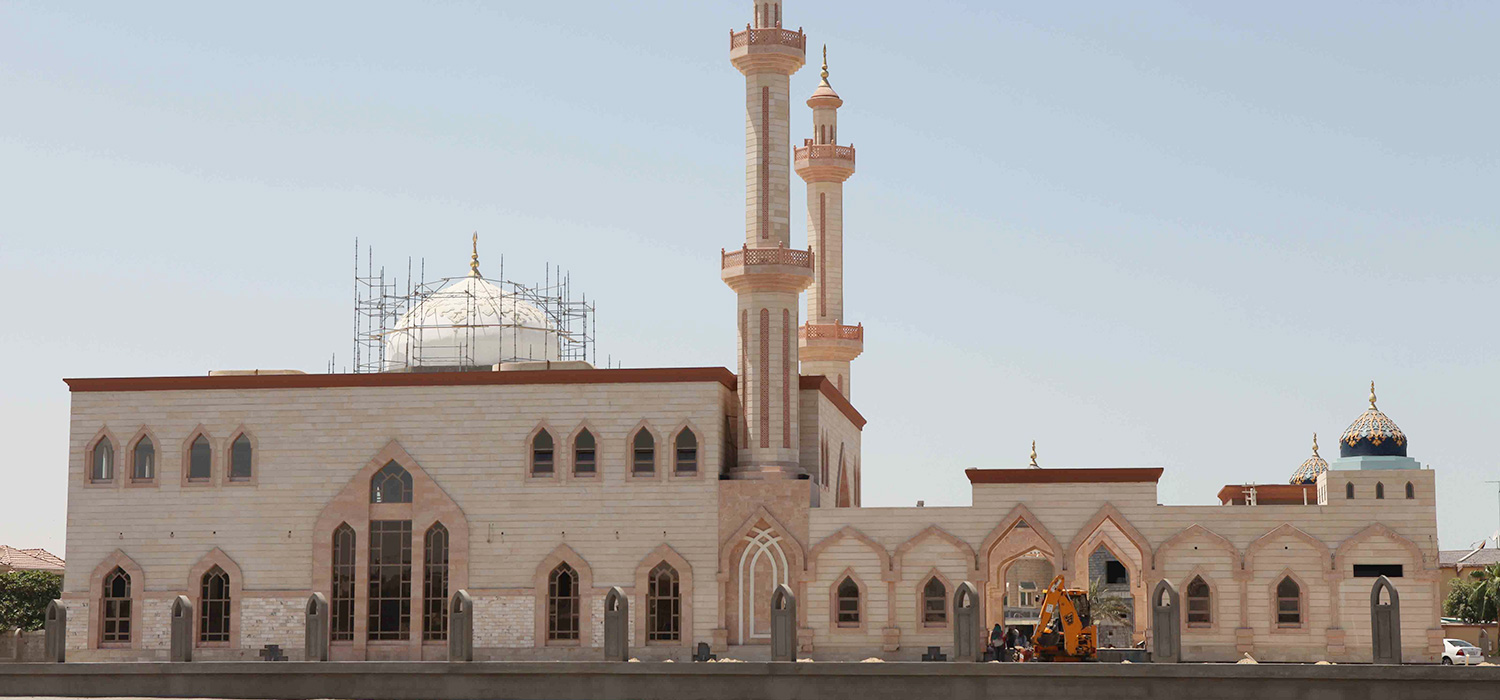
1, 1, 1496, 555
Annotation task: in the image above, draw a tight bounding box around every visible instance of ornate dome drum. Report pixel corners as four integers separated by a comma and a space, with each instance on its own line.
1338, 382, 1407, 458
1289, 434, 1328, 485
384, 274, 560, 370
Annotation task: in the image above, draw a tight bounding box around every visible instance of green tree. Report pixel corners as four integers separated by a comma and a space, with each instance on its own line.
1466, 564, 1500, 623
0, 571, 63, 632
1087, 577, 1132, 625
1444, 577, 1484, 623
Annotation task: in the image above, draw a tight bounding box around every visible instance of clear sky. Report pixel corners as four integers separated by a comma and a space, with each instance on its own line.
2, 1, 1496, 556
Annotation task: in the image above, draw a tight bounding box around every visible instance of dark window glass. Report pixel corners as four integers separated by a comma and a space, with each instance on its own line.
1186, 576, 1211, 625
632, 429, 655, 475
1375, 482, 1385, 499
836, 577, 860, 626
371, 461, 414, 503
101, 567, 131, 644
132, 437, 155, 480
548, 564, 580, 641
647, 563, 680, 642
1353, 564, 1403, 578
675, 428, 698, 474
1405, 482, 1414, 499
367, 519, 412, 640
331, 524, 356, 641
199, 566, 231, 643
1105, 560, 1128, 585
1346, 482, 1355, 500
531, 430, 554, 475
573, 430, 596, 475
1276, 577, 1301, 627
423, 523, 449, 641
230, 435, 253, 480
923, 578, 947, 626
92, 440, 114, 481
189, 435, 212, 481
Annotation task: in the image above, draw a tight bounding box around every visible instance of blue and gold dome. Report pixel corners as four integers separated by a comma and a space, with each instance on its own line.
1289, 434, 1328, 485
1338, 382, 1407, 458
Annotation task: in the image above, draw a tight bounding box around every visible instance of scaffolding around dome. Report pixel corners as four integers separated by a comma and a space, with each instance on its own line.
352, 239, 597, 373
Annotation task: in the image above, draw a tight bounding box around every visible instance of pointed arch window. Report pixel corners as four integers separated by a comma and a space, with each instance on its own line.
131, 436, 155, 481
632, 429, 655, 475
229, 434, 253, 481
331, 524, 356, 641
548, 563, 580, 641
1345, 482, 1355, 500
1405, 482, 1414, 499
188, 435, 212, 482
674, 428, 698, 474
90, 438, 115, 482
199, 566, 231, 644
368, 519, 412, 640
647, 562, 681, 642
922, 577, 947, 627
573, 429, 596, 475
836, 577, 861, 627
1186, 576, 1211, 627
371, 461, 413, 503
101, 567, 131, 645
1375, 482, 1385, 499
1275, 576, 1302, 628
423, 523, 449, 641
531, 429, 555, 476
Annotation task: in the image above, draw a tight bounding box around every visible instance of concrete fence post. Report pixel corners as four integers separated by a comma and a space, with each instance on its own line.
1371, 575, 1402, 664
770, 584, 797, 662
953, 581, 980, 662
43, 600, 66, 663
1151, 579, 1180, 663
604, 587, 629, 662
449, 590, 474, 662
170, 595, 193, 662
304, 593, 329, 662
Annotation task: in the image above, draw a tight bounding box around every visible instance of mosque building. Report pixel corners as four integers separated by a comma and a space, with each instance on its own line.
60, 1, 1442, 663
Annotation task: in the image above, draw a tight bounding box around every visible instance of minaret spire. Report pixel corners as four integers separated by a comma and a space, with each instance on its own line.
469, 232, 481, 277
1029, 440, 1040, 468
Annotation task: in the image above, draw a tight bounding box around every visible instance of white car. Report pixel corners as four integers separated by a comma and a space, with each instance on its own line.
1441, 638, 1485, 665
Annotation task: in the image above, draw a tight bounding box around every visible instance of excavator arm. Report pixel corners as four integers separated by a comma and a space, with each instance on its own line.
1030, 575, 1097, 661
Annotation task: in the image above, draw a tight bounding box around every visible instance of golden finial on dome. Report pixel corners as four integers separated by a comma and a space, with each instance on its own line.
1028, 440, 1039, 468
470, 232, 481, 278
820, 44, 829, 83
1311, 433, 1320, 457
1369, 380, 1377, 410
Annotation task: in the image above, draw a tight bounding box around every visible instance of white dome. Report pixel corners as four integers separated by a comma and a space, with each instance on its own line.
384, 275, 560, 369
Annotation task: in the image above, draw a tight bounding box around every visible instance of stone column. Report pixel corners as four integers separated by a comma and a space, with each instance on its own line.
169, 595, 193, 662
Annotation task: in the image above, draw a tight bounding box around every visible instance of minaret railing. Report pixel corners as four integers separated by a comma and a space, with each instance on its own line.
730, 25, 807, 50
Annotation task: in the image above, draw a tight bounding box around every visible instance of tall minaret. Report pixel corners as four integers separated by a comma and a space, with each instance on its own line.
796, 47, 862, 398
723, 1, 812, 479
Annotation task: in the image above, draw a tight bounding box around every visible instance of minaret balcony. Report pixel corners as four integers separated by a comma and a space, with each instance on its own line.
794, 141, 856, 182
729, 25, 806, 74
799, 322, 864, 360
721, 244, 814, 293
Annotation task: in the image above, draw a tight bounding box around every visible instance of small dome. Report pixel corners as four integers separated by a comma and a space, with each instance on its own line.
1289, 434, 1328, 484
1338, 382, 1407, 458
385, 274, 559, 370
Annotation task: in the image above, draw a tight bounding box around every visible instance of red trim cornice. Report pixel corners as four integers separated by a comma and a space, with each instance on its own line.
799, 375, 867, 430
965, 467, 1163, 485
65, 367, 738, 393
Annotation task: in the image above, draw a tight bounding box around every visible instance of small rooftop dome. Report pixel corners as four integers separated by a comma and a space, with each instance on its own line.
1289, 434, 1328, 485
1339, 381, 1407, 458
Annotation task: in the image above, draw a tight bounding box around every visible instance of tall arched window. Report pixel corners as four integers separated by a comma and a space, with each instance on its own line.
820, 439, 828, 486
371, 461, 413, 503
632, 429, 655, 475
188, 435, 212, 482
922, 577, 947, 627
101, 567, 131, 645
1375, 482, 1385, 499
548, 563, 580, 641
1186, 576, 1211, 627
1405, 482, 1415, 499
91, 438, 115, 482
199, 566, 231, 644
1275, 576, 1302, 628
647, 562, 681, 642
573, 430, 596, 475
423, 523, 449, 641
229, 434, 253, 481
674, 428, 698, 474
331, 524, 356, 641
1345, 482, 1355, 500
836, 577, 861, 627
131, 436, 155, 481
368, 519, 412, 640
531, 430, 555, 476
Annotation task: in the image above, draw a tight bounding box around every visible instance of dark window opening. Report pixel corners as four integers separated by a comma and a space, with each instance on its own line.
188, 435, 212, 481
367, 519, 412, 640
1352, 564, 1403, 578
1105, 560, 1128, 585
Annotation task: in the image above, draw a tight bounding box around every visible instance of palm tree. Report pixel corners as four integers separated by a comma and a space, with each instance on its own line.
1087, 577, 1132, 626
1468, 564, 1500, 644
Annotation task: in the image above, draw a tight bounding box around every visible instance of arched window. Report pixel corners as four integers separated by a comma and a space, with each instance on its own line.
1375, 482, 1385, 499
922, 577, 947, 627
331, 524, 355, 641
101, 567, 131, 645
674, 428, 698, 474
1186, 576, 1211, 627
229, 434, 253, 481
199, 566, 231, 644
131, 436, 155, 481
1405, 482, 1415, 499
368, 519, 412, 640
531, 430, 554, 475
647, 562, 681, 642
573, 430, 596, 475
1345, 482, 1355, 500
836, 577, 860, 627
819, 439, 828, 486
548, 563, 580, 641
188, 435, 212, 482
632, 429, 655, 475
423, 523, 449, 641
90, 438, 114, 482
370, 461, 413, 503
1275, 576, 1302, 628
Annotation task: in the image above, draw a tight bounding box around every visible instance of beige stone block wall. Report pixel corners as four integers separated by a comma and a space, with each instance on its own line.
806, 538, 886, 650
241, 597, 304, 650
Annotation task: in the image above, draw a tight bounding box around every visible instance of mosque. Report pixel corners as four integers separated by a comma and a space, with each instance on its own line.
60, 1, 1442, 663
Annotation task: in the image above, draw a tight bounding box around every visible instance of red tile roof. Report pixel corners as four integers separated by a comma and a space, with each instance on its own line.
0, 546, 64, 572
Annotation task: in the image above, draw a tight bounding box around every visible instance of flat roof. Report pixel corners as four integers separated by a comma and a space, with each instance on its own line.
1215, 483, 1317, 505
964, 467, 1164, 485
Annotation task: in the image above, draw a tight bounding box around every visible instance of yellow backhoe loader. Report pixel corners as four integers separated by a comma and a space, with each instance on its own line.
1030, 575, 1097, 661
